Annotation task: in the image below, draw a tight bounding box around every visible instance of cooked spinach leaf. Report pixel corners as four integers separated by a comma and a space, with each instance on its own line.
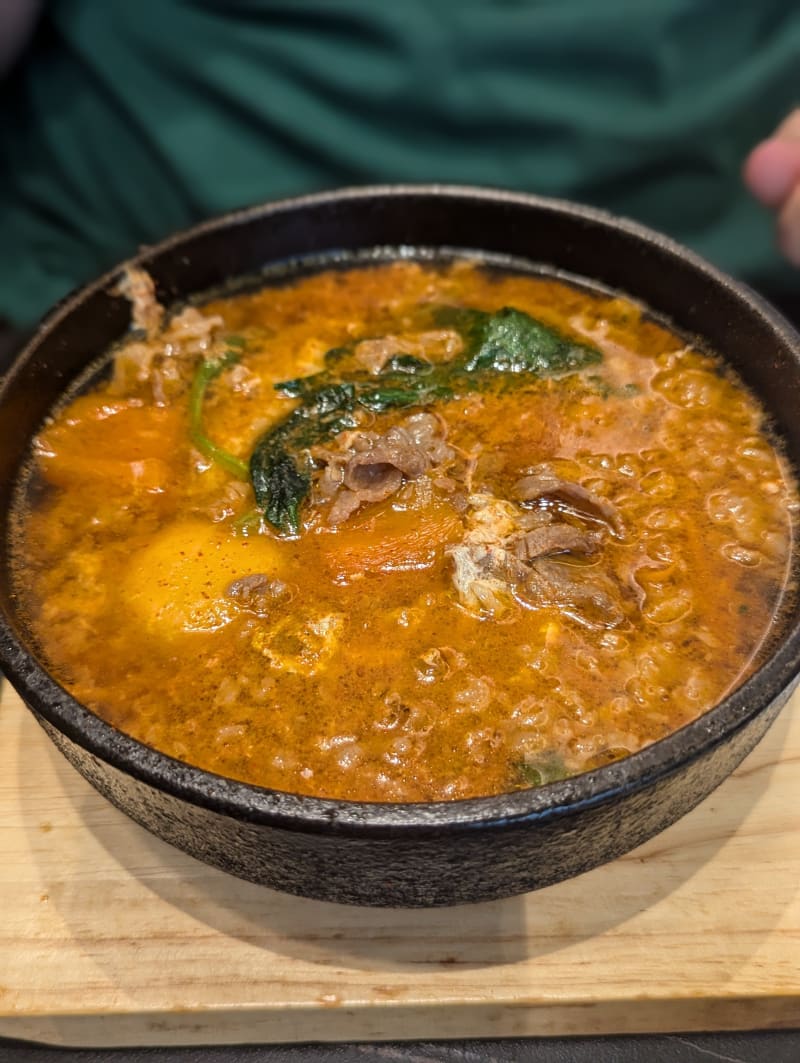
251, 448, 311, 538
439, 305, 601, 377
250, 384, 360, 536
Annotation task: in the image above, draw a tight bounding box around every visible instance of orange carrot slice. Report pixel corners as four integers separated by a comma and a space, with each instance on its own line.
35, 396, 184, 493
321, 498, 462, 581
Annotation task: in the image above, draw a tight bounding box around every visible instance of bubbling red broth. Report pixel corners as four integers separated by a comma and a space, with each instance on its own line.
11, 259, 798, 801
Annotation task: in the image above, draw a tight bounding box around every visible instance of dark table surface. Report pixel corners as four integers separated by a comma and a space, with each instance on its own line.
4, 1031, 800, 1063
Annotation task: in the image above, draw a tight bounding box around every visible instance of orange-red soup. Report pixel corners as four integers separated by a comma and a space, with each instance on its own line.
13, 261, 798, 801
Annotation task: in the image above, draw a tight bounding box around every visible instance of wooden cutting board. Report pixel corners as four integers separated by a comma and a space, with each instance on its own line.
1, 679, 799, 1049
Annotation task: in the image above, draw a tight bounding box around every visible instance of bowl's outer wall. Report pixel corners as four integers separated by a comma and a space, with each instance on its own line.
34, 680, 794, 907
3, 187, 800, 906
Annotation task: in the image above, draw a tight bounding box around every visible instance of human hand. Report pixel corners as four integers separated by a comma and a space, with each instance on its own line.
744, 109, 800, 267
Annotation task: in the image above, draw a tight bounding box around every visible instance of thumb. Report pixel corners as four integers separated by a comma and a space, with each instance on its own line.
744, 110, 800, 207
744, 136, 800, 208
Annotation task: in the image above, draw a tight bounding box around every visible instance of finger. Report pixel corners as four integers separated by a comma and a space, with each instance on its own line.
775, 108, 800, 142
777, 181, 800, 267
743, 138, 800, 208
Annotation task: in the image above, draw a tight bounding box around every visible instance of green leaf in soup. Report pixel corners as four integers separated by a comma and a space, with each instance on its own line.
448, 306, 602, 377
188, 346, 250, 480
250, 447, 310, 538
383, 354, 433, 374
355, 376, 454, 413
250, 382, 360, 536
323, 344, 353, 368
274, 372, 329, 400
514, 752, 569, 788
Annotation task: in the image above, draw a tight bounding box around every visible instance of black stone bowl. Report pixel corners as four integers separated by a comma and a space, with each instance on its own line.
2, 185, 800, 908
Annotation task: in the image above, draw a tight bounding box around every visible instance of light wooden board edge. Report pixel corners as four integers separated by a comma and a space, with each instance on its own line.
7, 996, 800, 1050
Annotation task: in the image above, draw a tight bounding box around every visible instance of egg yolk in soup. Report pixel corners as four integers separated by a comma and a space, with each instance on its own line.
12, 259, 798, 801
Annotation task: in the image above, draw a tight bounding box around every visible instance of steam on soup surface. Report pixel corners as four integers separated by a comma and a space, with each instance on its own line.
13, 259, 798, 801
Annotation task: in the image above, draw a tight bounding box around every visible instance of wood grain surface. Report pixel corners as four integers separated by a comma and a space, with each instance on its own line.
1, 680, 799, 1048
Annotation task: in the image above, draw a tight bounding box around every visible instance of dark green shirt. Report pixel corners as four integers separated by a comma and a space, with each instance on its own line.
1, 0, 798, 326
